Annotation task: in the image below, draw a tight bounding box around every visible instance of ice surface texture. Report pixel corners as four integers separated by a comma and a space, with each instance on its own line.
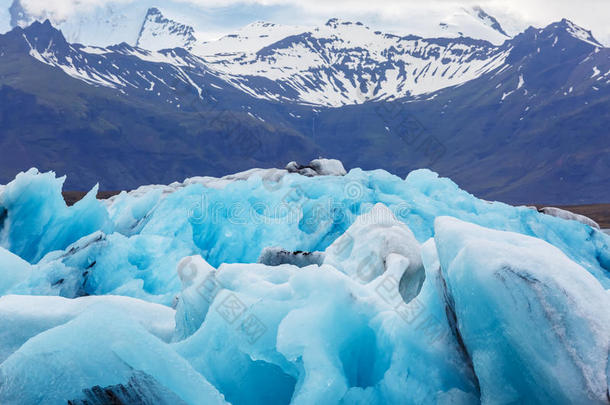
0, 165, 608, 404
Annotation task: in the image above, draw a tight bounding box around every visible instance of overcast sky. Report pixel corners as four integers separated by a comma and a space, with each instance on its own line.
2, 0, 610, 44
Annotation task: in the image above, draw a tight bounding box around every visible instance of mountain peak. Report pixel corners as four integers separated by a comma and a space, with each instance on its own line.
557, 18, 602, 46
2, 19, 73, 59
245, 21, 278, 29
22, 18, 67, 43
523, 19, 604, 48
135, 7, 197, 51
325, 18, 367, 30
145, 7, 163, 17
433, 7, 510, 45
469, 6, 509, 37
33, 19, 53, 29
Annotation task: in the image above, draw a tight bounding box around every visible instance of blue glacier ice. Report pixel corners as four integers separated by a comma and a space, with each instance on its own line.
434, 217, 610, 404
0, 162, 608, 404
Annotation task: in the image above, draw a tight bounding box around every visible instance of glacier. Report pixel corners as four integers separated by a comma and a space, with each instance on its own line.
0, 162, 608, 404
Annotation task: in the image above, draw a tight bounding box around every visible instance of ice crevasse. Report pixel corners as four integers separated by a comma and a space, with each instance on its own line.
0, 161, 608, 404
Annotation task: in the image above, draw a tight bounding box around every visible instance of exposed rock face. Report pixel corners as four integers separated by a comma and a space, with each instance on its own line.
286, 159, 347, 177
257, 247, 325, 267
69, 371, 189, 405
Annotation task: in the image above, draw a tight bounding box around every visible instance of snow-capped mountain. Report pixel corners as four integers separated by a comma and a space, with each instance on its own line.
11, 20, 208, 98
12, 3, 588, 108
467, 6, 509, 37
11, 8, 607, 108
135, 7, 197, 51
130, 7, 514, 105
3, 1, 517, 46
135, 6, 512, 54
0, 16, 608, 202
193, 18, 510, 106
6, 9, 513, 107
435, 6, 510, 44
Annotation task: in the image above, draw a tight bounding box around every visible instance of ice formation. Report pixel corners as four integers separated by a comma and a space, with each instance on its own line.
0, 164, 608, 404
538, 206, 601, 229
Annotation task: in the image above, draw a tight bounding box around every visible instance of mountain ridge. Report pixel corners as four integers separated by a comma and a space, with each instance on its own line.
11, 10, 606, 108
0, 18, 608, 204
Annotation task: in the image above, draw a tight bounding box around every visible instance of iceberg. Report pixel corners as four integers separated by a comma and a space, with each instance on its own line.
0, 247, 32, 295
0, 163, 608, 404
0, 169, 111, 264
0, 294, 176, 363
434, 217, 610, 403
0, 304, 225, 404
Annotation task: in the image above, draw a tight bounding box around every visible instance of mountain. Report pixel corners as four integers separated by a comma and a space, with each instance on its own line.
131, 8, 512, 106
136, 7, 197, 51
3, 1, 517, 47
307, 20, 610, 203
436, 6, 510, 43
22, 8, 604, 108
0, 20, 321, 188
11, 8, 514, 106
191, 18, 509, 106
469, 6, 509, 37
0, 17, 608, 204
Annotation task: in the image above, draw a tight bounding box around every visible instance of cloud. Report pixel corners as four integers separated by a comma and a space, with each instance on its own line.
13, 0, 130, 22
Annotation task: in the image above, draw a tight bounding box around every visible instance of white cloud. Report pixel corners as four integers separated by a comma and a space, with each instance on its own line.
0, 2, 10, 33
14, 0, 132, 22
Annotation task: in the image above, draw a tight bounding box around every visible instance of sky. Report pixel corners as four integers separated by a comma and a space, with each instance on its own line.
2, 0, 610, 45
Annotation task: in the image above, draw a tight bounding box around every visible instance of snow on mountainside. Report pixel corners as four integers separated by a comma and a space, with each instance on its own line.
3, 1, 514, 46
193, 21, 307, 56
62, 6, 517, 106
436, 6, 509, 44
94, 7, 573, 105
136, 7, 197, 51
7, 16, 608, 108
11, 9, 608, 108
1, 3, 560, 107
468, 6, 509, 37
13, 20, 202, 92
93, 8, 609, 106
560, 18, 603, 47
138, 5, 511, 54
194, 18, 510, 106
